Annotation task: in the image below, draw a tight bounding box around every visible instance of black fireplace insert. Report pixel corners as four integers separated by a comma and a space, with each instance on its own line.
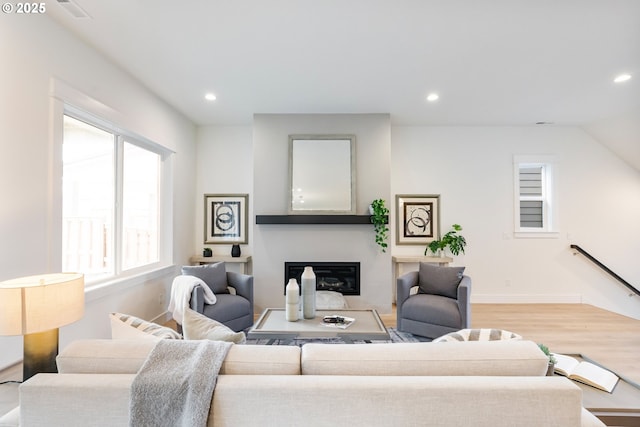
284, 262, 360, 295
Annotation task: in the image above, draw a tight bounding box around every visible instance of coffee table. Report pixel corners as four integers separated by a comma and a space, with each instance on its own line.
248, 308, 390, 343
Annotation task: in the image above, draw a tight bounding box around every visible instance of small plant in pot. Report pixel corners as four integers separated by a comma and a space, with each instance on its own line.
424, 224, 467, 257
538, 343, 557, 376
370, 199, 389, 252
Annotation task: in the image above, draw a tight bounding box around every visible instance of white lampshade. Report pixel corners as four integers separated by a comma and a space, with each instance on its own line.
0, 273, 84, 336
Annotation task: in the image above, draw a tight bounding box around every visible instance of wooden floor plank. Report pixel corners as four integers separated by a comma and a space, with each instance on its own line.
469, 304, 640, 385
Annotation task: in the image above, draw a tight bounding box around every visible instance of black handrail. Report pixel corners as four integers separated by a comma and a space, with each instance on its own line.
570, 244, 639, 297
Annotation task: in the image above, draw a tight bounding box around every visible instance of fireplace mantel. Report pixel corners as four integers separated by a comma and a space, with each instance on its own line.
256, 215, 387, 225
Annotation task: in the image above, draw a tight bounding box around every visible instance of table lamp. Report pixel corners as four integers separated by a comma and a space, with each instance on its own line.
0, 273, 84, 380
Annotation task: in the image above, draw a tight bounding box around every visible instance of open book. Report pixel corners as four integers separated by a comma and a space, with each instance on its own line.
553, 354, 619, 393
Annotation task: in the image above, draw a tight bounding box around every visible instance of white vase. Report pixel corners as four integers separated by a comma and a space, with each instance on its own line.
285, 278, 299, 322
301, 266, 316, 319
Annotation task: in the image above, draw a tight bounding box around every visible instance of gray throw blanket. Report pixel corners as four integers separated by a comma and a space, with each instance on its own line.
130, 339, 232, 427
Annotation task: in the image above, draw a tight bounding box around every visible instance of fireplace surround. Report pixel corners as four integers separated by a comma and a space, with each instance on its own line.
284, 262, 360, 295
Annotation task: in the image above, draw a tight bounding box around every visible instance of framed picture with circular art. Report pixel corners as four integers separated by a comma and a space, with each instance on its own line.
204, 194, 248, 244
395, 194, 440, 245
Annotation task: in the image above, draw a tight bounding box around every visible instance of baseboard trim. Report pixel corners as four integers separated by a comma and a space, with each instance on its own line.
472, 294, 583, 304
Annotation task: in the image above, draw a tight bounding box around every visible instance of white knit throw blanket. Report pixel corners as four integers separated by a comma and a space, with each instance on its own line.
129, 340, 232, 427
168, 275, 216, 325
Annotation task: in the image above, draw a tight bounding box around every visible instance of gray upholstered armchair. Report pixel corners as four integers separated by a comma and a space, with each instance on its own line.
396, 262, 471, 339
181, 262, 254, 332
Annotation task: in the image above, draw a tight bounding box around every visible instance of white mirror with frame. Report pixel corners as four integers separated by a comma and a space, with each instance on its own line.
288, 134, 356, 214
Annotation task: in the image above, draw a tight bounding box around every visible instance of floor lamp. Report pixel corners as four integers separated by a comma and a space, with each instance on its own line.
0, 273, 84, 381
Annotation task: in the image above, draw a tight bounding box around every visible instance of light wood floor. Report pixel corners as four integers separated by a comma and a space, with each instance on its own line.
1, 303, 639, 419
381, 303, 640, 385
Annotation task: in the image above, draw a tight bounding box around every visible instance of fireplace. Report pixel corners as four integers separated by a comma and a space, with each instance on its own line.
284, 262, 360, 295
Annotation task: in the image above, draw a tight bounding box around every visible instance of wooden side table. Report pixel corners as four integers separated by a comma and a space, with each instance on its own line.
189, 255, 252, 275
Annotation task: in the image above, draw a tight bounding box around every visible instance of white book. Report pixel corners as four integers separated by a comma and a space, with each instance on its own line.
553, 354, 619, 393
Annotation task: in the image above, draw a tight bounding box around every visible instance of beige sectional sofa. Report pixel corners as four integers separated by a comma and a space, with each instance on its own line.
19, 339, 605, 427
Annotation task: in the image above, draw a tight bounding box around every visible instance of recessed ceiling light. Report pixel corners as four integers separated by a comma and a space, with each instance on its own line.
204, 93, 217, 101
426, 93, 439, 102
613, 74, 631, 83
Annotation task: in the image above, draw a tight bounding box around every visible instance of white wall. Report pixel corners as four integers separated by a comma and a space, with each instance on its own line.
584, 108, 640, 171
196, 121, 640, 320
195, 125, 254, 270
0, 15, 196, 370
391, 126, 640, 319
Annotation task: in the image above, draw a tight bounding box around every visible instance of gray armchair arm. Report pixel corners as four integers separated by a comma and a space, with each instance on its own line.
396, 271, 419, 326
189, 272, 254, 319
227, 271, 254, 316
190, 285, 206, 314
457, 275, 472, 328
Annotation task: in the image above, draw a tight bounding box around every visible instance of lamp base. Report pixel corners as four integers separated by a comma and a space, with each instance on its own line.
23, 328, 58, 381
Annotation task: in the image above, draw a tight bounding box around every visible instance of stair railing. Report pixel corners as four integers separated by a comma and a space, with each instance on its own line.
570, 244, 639, 297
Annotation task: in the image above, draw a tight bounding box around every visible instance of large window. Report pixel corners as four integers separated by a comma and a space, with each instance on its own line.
513, 155, 558, 237
62, 114, 163, 282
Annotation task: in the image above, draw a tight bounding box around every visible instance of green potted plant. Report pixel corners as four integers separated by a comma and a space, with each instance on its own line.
538, 343, 557, 376
424, 224, 466, 257
370, 199, 389, 252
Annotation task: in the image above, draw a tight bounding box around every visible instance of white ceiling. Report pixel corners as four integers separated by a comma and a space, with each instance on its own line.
46, 0, 639, 164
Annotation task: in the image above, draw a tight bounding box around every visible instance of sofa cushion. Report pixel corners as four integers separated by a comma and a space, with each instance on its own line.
201, 293, 251, 323
418, 263, 465, 298
56, 339, 301, 376
433, 328, 522, 343
301, 340, 548, 376
57, 339, 157, 374
402, 293, 462, 328
220, 345, 301, 375
182, 308, 246, 344
109, 312, 182, 341
181, 262, 229, 294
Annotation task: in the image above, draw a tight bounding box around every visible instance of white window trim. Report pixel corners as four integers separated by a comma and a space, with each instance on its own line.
50, 79, 174, 287
513, 155, 559, 239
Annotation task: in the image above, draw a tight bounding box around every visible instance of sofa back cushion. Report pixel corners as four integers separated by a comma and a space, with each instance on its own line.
57, 339, 301, 375
57, 339, 156, 374
220, 345, 301, 375
301, 340, 548, 376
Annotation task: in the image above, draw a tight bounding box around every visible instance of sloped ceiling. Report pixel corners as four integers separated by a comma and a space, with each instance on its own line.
583, 109, 640, 171
44, 0, 640, 169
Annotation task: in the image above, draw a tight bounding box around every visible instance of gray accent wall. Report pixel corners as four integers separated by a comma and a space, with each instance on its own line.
252, 114, 392, 312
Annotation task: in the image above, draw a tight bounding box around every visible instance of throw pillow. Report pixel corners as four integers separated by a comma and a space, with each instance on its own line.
433, 328, 522, 343
181, 261, 229, 294
418, 263, 465, 299
110, 312, 182, 341
182, 308, 246, 344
